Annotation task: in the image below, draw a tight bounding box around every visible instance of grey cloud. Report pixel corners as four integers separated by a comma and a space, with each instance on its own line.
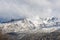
0, 0, 60, 19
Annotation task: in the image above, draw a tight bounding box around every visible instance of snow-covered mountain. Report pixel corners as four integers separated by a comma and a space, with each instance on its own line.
0, 16, 60, 33
0, 16, 60, 34
0, 16, 60, 40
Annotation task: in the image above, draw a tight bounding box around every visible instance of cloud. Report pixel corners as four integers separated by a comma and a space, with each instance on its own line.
0, 0, 60, 19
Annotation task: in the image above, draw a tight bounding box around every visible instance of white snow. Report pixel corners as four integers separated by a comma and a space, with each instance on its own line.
0, 16, 60, 34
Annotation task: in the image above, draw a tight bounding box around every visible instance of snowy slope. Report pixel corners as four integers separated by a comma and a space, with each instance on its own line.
0, 16, 60, 34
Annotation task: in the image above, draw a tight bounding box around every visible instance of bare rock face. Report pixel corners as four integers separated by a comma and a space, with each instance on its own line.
1, 31, 60, 40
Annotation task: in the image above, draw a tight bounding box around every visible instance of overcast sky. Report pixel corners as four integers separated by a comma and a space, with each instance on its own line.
0, 0, 60, 19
